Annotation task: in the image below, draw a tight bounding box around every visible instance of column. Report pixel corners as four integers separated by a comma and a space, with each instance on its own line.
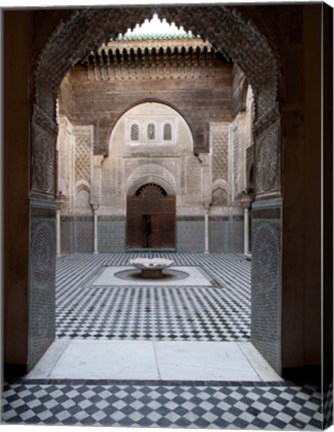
92, 205, 99, 254
240, 192, 252, 259
198, 153, 212, 255
204, 207, 210, 254
244, 206, 249, 255
56, 199, 63, 257
91, 155, 104, 255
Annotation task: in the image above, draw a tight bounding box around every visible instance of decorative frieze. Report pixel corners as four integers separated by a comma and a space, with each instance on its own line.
83, 40, 220, 82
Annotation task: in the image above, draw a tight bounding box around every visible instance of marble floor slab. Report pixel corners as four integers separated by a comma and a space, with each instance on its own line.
155, 341, 261, 381
26, 340, 282, 382
47, 340, 160, 380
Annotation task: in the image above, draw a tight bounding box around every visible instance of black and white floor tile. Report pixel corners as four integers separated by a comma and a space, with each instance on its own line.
2, 253, 326, 429
56, 253, 251, 342
2, 381, 322, 429
324, 383, 333, 429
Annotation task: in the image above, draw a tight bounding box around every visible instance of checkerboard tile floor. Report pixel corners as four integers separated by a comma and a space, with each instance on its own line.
56, 253, 251, 341
2, 381, 322, 429
2, 253, 326, 429
324, 383, 333, 428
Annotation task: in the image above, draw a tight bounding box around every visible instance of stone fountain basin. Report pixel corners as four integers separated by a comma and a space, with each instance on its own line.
129, 258, 174, 279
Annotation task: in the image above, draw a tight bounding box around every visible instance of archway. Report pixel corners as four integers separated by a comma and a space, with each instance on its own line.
29, 6, 282, 373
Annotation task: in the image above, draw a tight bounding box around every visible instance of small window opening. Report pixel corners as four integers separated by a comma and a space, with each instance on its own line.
131, 124, 139, 141
147, 123, 155, 140
163, 123, 172, 141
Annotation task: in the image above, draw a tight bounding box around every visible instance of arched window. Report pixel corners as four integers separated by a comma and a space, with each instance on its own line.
130, 123, 139, 141
163, 123, 172, 141
147, 123, 155, 140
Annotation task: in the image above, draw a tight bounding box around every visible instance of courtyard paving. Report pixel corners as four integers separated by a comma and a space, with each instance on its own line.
56, 252, 251, 341
2, 253, 323, 429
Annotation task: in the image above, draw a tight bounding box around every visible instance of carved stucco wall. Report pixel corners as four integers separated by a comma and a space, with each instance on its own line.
210, 122, 230, 210
73, 126, 94, 214
101, 102, 202, 215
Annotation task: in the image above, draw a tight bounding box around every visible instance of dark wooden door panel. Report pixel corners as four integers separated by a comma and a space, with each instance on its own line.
126, 185, 175, 250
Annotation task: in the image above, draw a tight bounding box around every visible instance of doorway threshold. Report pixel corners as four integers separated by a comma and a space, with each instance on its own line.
25, 340, 282, 383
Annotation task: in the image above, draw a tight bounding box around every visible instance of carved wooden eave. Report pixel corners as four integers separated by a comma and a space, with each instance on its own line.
98, 35, 214, 54
76, 36, 230, 82
34, 6, 280, 122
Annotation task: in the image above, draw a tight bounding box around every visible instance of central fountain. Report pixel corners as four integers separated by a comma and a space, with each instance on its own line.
129, 257, 174, 279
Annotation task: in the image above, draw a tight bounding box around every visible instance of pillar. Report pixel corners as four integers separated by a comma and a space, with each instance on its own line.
198, 152, 212, 255
204, 207, 210, 254
241, 192, 252, 259
92, 205, 99, 254
56, 202, 62, 257
244, 207, 250, 255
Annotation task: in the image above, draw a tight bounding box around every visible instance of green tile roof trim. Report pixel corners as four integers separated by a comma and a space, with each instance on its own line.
116, 14, 197, 41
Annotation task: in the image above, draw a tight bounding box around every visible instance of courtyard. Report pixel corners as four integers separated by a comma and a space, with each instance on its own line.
2, 253, 323, 429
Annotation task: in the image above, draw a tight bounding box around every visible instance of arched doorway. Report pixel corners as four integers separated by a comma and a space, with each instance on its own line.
127, 183, 176, 250
8, 5, 286, 375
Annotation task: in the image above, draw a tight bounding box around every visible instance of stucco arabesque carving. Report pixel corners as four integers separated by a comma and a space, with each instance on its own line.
32, 131, 56, 197
31, 104, 59, 196
255, 120, 280, 195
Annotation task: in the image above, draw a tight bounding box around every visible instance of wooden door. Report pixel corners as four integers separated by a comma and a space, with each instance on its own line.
127, 184, 176, 250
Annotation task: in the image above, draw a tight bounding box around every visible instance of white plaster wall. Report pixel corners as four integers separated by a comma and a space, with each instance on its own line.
110, 102, 193, 156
